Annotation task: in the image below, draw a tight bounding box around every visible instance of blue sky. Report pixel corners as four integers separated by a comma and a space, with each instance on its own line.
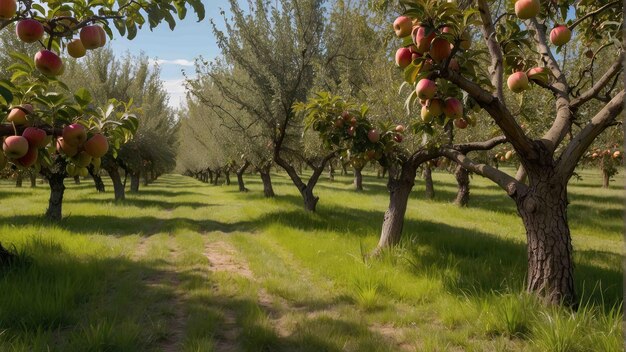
109, 0, 233, 108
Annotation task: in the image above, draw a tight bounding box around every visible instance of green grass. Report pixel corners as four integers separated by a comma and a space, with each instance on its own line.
0, 166, 622, 351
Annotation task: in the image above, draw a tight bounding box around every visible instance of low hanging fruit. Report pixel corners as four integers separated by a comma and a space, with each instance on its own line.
514, 0, 540, 20
395, 47, 412, 68
416, 79, 437, 100
34, 50, 64, 76
393, 16, 413, 38
507, 71, 529, 93
550, 25, 571, 46
15, 19, 44, 43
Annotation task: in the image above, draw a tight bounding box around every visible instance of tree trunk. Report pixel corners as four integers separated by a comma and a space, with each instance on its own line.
106, 164, 125, 201
353, 167, 363, 191
225, 170, 231, 185
602, 168, 610, 188
237, 161, 250, 192
328, 162, 335, 182
341, 162, 347, 176
302, 187, 319, 211
423, 164, 435, 199
213, 172, 220, 186
375, 164, 416, 252
259, 168, 275, 198
143, 171, 149, 186
208, 169, 213, 184
15, 173, 22, 188
73, 175, 80, 185
29, 172, 36, 188
130, 172, 140, 193
89, 166, 105, 193
454, 163, 470, 206
516, 172, 575, 306
45, 172, 65, 221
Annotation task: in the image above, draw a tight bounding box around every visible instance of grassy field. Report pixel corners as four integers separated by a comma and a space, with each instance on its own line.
0, 166, 622, 351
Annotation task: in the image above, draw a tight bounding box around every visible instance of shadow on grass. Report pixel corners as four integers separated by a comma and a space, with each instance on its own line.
66, 197, 213, 210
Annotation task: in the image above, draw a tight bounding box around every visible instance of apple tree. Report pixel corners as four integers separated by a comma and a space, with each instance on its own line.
388, 0, 623, 306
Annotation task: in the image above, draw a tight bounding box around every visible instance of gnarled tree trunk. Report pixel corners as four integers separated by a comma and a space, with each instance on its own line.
328, 162, 335, 182
516, 172, 575, 306
601, 168, 610, 188
225, 170, 231, 185
213, 171, 221, 186
423, 164, 435, 199
353, 166, 363, 191
15, 173, 22, 188
103, 159, 125, 201
29, 172, 36, 188
375, 163, 417, 252
130, 172, 140, 193
88, 166, 105, 193
454, 163, 470, 206
259, 166, 275, 198
237, 161, 250, 192
45, 171, 66, 221
73, 176, 80, 185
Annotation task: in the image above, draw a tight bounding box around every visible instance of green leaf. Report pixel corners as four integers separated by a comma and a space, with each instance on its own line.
188, 0, 205, 21
74, 88, 93, 106
0, 85, 13, 105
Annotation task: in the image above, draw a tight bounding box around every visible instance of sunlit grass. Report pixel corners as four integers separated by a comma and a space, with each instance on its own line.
0, 166, 622, 351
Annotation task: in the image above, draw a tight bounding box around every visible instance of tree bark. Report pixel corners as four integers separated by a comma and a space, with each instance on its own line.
15, 173, 22, 188
88, 166, 105, 193
45, 172, 65, 221
237, 161, 250, 192
143, 171, 149, 186
29, 172, 36, 188
130, 172, 140, 193
516, 174, 575, 306
73, 176, 80, 185
259, 167, 275, 198
328, 162, 335, 182
423, 164, 435, 199
104, 162, 125, 201
602, 168, 610, 188
454, 163, 470, 206
375, 163, 417, 252
213, 171, 220, 186
225, 170, 231, 185
353, 166, 363, 191
207, 169, 213, 184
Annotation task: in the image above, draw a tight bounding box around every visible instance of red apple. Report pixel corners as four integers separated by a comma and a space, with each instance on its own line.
341, 111, 352, 121
34, 50, 63, 76
550, 25, 571, 46
395, 47, 412, 68
413, 26, 436, 54
56, 137, 78, 157
507, 71, 529, 93
7, 106, 29, 125
16, 146, 38, 167
393, 134, 403, 143
515, 0, 540, 19
367, 129, 381, 143
443, 97, 463, 118
454, 118, 468, 129
527, 67, 548, 84
80, 25, 103, 49
3, 135, 29, 159
16, 19, 44, 43
333, 118, 344, 128
429, 38, 451, 63
67, 38, 86, 58
22, 127, 47, 148
395, 125, 405, 133
393, 16, 413, 38
62, 123, 87, 147
349, 117, 357, 127
347, 126, 356, 137
416, 79, 437, 100
83, 133, 109, 158
96, 26, 107, 47
0, 0, 16, 20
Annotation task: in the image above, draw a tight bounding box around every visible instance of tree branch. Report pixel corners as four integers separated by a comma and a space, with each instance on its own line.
570, 52, 624, 108
557, 90, 625, 180
476, 0, 506, 103
568, 1, 621, 31
453, 135, 507, 153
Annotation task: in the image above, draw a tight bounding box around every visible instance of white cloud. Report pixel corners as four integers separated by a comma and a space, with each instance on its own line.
163, 78, 188, 109
149, 58, 195, 67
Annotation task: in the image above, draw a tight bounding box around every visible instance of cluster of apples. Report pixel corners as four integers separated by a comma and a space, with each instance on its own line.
590, 149, 621, 160
393, 16, 471, 129
506, 0, 571, 94
495, 150, 515, 162
1, 0, 107, 77
55, 123, 109, 177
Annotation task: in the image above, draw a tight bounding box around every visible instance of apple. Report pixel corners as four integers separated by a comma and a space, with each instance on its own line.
56, 137, 79, 157
7, 106, 30, 125
349, 117, 357, 126
413, 26, 436, 54
613, 151, 621, 159
0, 0, 16, 20
78, 167, 88, 177
459, 31, 471, 50
393, 134, 403, 143
393, 16, 413, 38
96, 26, 107, 47
507, 72, 529, 93
22, 127, 47, 148
515, 0, 540, 19
421, 105, 435, 123
411, 52, 421, 61
591, 152, 599, 158
395, 125, 405, 133
341, 111, 352, 121
80, 25, 104, 49
454, 118, 468, 129
395, 47, 412, 68
92, 157, 101, 170
67, 38, 86, 58
62, 123, 87, 146
367, 129, 381, 143
443, 97, 463, 118
347, 126, 356, 137
66, 164, 77, 177
16, 19, 44, 43
527, 67, 548, 84
429, 38, 451, 63
550, 25, 571, 46
333, 118, 344, 128
84, 133, 109, 158
365, 149, 377, 160
34, 50, 64, 76
416, 79, 437, 100
418, 58, 433, 74
74, 151, 92, 167
3, 136, 29, 159
505, 150, 514, 160
16, 146, 38, 167
427, 98, 444, 115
